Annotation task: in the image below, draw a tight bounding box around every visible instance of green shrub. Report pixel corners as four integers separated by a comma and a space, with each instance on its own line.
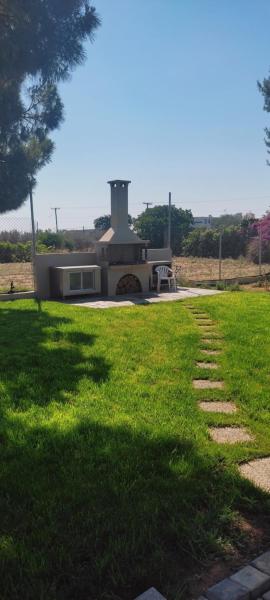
0, 241, 32, 263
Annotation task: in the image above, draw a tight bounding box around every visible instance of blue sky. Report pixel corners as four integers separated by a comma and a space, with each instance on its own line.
5, 0, 270, 231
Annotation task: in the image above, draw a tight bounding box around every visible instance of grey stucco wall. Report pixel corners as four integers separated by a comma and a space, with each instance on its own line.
35, 252, 97, 299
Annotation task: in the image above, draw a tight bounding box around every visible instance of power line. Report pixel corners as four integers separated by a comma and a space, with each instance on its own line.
143, 202, 153, 210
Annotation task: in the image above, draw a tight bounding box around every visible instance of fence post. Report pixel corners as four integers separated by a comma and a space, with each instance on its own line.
29, 184, 37, 293
218, 230, 222, 280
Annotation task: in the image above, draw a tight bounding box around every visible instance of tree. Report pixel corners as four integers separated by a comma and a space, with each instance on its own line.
37, 230, 74, 251
258, 75, 270, 161
94, 214, 133, 230
133, 205, 193, 255
211, 213, 243, 229
246, 212, 270, 263
183, 226, 247, 259
0, 1, 100, 213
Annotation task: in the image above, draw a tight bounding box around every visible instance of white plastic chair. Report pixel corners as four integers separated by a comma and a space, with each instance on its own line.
155, 266, 177, 293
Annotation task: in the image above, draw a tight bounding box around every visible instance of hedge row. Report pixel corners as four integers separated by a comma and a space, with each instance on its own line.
0, 242, 50, 263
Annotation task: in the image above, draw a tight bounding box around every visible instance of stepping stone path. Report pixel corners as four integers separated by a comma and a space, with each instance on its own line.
186, 304, 252, 445
136, 305, 270, 600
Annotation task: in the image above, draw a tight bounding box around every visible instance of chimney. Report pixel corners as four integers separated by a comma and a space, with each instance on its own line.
108, 180, 131, 232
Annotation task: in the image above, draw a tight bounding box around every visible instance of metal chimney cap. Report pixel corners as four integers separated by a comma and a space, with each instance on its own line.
107, 179, 131, 186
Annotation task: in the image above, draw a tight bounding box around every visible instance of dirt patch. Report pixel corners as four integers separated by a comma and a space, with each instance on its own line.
189, 513, 270, 599
199, 401, 237, 414
0, 262, 33, 292
240, 457, 270, 493
209, 427, 253, 444
174, 256, 270, 281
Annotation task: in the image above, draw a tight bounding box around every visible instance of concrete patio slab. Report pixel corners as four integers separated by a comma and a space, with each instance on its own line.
63, 287, 222, 309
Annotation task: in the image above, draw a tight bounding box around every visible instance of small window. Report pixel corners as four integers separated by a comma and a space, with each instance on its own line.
69, 272, 81, 291
82, 271, 94, 290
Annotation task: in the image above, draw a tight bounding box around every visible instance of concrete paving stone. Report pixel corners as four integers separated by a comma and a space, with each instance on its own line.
209, 427, 253, 444
135, 588, 167, 600
193, 379, 224, 389
196, 361, 218, 369
201, 349, 222, 355
206, 577, 250, 600
230, 565, 270, 599
252, 550, 270, 575
199, 401, 237, 414
201, 338, 223, 345
196, 317, 214, 321
240, 459, 270, 494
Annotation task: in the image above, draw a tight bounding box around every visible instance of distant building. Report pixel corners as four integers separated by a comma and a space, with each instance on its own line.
193, 216, 212, 229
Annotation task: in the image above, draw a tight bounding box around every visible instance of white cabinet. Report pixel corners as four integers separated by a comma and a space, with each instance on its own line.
50, 266, 101, 298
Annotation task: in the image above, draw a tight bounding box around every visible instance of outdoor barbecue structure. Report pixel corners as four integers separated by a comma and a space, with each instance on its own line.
35, 180, 172, 299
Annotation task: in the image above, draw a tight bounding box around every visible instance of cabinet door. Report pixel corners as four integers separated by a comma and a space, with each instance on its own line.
82, 271, 95, 290
69, 272, 81, 291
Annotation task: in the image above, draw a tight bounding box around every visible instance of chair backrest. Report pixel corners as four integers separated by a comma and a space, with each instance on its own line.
155, 265, 171, 277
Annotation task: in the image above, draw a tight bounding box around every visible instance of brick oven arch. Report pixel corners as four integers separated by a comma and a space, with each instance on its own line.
116, 274, 142, 295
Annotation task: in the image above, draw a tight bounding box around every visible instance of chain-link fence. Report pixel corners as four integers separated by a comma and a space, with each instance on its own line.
173, 228, 270, 288
0, 214, 34, 293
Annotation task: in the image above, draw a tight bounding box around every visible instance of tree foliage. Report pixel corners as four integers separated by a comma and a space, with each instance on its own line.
37, 230, 74, 251
258, 75, 270, 162
133, 205, 193, 255
0, 1, 100, 212
246, 212, 270, 263
94, 214, 133, 230
211, 213, 243, 229
183, 226, 248, 259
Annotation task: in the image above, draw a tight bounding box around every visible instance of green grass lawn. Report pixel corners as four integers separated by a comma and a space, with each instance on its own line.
0, 293, 270, 599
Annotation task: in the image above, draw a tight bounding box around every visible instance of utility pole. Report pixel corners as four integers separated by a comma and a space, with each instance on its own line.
143, 202, 153, 210
219, 230, 222, 281
51, 207, 60, 232
259, 223, 262, 277
168, 192, 172, 250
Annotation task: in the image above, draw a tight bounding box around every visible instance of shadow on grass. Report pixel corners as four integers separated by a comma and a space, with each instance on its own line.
0, 416, 269, 600
0, 305, 110, 408
0, 304, 269, 600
